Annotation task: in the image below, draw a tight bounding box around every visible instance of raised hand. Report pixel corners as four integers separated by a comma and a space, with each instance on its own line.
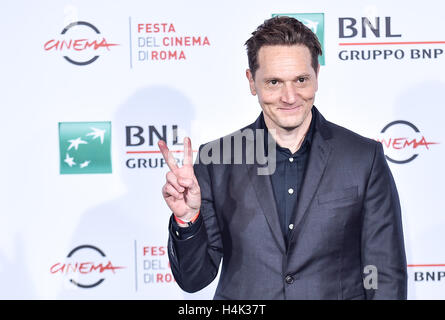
158, 137, 201, 221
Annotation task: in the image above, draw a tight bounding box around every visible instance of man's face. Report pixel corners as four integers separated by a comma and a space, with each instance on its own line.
246, 45, 319, 131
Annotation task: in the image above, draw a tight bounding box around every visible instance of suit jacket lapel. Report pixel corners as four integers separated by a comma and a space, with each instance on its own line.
291, 109, 333, 235
243, 115, 286, 253
247, 163, 286, 253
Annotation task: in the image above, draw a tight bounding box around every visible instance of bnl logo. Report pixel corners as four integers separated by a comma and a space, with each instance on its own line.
272, 13, 325, 65
59, 122, 112, 174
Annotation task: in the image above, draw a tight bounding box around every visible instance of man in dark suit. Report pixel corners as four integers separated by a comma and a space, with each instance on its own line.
158, 16, 407, 299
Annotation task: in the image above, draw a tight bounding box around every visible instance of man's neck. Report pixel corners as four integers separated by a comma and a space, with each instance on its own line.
264, 111, 312, 154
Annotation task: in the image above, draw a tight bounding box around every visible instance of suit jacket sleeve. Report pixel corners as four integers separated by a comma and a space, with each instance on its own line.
361, 142, 407, 299
167, 146, 223, 293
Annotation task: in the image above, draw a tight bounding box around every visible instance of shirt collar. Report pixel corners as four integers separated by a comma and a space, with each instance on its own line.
259, 107, 316, 156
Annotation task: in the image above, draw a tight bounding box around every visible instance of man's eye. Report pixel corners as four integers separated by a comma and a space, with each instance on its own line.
270, 80, 278, 85
297, 77, 306, 83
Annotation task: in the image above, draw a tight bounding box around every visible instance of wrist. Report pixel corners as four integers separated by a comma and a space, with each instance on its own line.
174, 210, 200, 228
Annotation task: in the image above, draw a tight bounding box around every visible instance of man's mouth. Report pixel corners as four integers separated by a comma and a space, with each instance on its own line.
278, 105, 301, 111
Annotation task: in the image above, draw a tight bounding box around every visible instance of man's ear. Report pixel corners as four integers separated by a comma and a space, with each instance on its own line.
246, 69, 257, 96
315, 64, 320, 92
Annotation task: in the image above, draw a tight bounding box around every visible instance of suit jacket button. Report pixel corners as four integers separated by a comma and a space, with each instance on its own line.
285, 275, 294, 284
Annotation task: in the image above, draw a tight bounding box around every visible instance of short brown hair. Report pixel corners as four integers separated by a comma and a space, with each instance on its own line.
245, 16, 322, 78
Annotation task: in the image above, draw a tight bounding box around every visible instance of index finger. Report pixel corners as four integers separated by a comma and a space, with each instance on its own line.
183, 137, 193, 166
158, 140, 179, 172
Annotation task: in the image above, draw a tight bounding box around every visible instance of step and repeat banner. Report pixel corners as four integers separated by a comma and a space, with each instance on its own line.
0, 0, 443, 299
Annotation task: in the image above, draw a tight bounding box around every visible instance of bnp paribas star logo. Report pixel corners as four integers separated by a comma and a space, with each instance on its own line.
59, 122, 112, 174
272, 13, 325, 65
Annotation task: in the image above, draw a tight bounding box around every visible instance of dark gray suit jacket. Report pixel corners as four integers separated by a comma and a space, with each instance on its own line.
168, 106, 407, 299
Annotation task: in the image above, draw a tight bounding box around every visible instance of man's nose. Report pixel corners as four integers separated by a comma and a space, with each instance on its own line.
280, 83, 298, 105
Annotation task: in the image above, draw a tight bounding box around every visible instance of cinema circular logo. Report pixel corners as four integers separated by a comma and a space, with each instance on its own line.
377, 120, 438, 164
50, 245, 125, 288
44, 21, 119, 66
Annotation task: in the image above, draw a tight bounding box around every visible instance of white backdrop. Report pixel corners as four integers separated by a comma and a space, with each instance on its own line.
0, 0, 444, 299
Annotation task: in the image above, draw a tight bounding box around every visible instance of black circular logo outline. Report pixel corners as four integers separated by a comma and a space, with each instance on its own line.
60, 21, 101, 66
66, 244, 106, 288
380, 120, 419, 164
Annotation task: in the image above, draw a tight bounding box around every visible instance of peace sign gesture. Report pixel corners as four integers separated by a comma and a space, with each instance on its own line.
158, 137, 201, 223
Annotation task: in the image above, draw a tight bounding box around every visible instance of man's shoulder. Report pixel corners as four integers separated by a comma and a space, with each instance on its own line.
326, 119, 377, 145
322, 117, 381, 159
310, 106, 378, 153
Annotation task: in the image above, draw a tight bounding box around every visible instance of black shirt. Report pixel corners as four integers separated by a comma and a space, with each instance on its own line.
259, 108, 315, 246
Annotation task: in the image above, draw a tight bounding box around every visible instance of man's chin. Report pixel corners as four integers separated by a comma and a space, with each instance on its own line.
281, 125, 301, 131
276, 120, 303, 131
264, 112, 304, 131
